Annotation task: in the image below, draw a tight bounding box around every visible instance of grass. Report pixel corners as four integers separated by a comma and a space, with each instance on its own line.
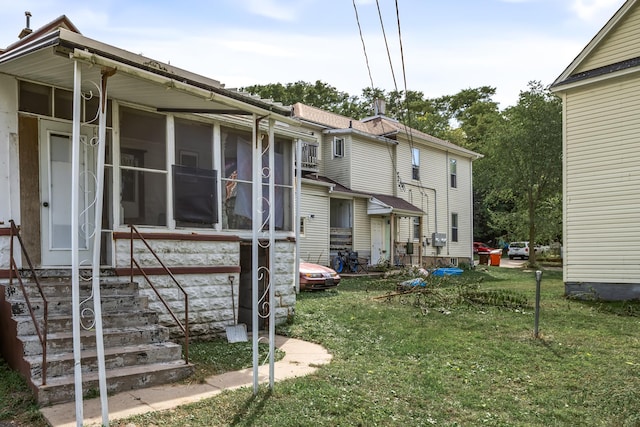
3, 266, 640, 426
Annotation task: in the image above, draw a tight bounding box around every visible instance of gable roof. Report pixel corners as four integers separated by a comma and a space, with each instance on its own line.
552, 0, 639, 90
293, 102, 481, 159
1, 14, 80, 54
365, 116, 482, 159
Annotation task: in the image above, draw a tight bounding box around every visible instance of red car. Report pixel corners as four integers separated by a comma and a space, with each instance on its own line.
299, 261, 341, 290
473, 242, 491, 254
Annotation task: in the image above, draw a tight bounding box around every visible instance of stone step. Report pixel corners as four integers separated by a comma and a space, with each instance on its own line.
25, 342, 185, 379
12, 310, 160, 335
5, 279, 140, 300
20, 325, 170, 356
9, 294, 149, 317
35, 360, 194, 406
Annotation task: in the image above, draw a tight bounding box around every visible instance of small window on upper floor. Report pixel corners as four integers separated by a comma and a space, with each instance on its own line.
333, 137, 344, 158
412, 148, 420, 180
450, 158, 457, 188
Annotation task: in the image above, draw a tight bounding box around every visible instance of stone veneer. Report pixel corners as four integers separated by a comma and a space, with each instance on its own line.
115, 237, 296, 339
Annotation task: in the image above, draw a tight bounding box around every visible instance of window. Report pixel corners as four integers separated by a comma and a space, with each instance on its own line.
451, 213, 459, 242
221, 127, 293, 231
333, 137, 344, 158
413, 217, 420, 240
450, 158, 457, 188
412, 148, 420, 180
300, 216, 306, 237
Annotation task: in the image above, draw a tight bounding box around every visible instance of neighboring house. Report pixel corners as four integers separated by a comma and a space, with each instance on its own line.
293, 102, 482, 269
0, 16, 302, 337
551, 0, 640, 299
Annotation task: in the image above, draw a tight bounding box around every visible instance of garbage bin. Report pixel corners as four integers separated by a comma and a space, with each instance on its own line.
489, 249, 502, 266
478, 251, 490, 265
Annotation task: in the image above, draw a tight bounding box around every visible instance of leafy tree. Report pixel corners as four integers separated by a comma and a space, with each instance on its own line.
483, 81, 562, 263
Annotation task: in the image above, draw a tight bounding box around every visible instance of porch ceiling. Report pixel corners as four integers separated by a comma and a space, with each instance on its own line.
0, 29, 293, 119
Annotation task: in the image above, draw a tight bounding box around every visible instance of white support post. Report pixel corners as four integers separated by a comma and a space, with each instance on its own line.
252, 114, 260, 394
268, 119, 275, 389
71, 60, 84, 426
91, 71, 110, 426
295, 139, 301, 293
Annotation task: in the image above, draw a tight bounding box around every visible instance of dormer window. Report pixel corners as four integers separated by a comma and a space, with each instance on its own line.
333, 137, 344, 158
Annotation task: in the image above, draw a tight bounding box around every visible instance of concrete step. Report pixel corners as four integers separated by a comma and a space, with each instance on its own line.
20, 325, 170, 356
12, 310, 160, 335
9, 294, 149, 317
5, 279, 140, 300
35, 360, 194, 406
25, 342, 185, 379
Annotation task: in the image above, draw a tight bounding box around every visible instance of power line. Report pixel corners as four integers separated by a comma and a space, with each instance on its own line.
352, 0, 375, 91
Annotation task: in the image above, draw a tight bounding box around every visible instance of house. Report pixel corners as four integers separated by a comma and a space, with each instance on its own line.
293, 102, 482, 270
551, 0, 640, 299
0, 14, 303, 403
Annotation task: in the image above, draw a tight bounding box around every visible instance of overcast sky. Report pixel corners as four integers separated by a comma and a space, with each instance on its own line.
0, 0, 627, 109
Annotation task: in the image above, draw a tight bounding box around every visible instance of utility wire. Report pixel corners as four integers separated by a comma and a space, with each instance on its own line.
353, 0, 375, 91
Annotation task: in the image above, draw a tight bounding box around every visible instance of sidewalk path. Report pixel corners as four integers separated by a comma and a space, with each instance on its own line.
41, 335, 332, 427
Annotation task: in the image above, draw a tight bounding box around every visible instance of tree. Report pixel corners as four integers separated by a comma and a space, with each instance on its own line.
484, 82, 562, 263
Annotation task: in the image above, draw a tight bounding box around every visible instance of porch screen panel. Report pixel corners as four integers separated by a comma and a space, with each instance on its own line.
172, 165, 218, 224
120, 107, 166, 226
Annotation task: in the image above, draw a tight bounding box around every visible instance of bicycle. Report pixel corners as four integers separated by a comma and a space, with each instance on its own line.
333, 250, 368, 274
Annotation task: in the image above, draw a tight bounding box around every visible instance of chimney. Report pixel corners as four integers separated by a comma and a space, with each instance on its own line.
18, 11, 33, 39
373, 99, 386, 116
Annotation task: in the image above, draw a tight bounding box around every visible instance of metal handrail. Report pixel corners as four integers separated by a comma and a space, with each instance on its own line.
8, 220, 48, 385
129, 225, 189, 363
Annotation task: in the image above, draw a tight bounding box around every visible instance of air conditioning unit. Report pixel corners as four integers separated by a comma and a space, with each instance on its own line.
432, 233, 447, 247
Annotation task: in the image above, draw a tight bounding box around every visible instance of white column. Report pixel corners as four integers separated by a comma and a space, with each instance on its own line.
268, 119, 275, 389
70, 60, 84, 426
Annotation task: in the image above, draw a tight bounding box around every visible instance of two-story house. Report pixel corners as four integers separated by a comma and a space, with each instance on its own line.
551, 0, 640, 300
293, 102, 482, 270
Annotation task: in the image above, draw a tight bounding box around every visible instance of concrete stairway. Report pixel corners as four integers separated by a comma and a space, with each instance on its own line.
0, 273, 193, 406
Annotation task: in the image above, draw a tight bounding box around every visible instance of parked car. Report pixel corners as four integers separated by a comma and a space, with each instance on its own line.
299, 261, 341, 290
508, 241, 530, 259
473, 242, 491, 254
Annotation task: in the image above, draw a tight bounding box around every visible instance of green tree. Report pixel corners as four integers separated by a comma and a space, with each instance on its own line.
484, 82, 562, 263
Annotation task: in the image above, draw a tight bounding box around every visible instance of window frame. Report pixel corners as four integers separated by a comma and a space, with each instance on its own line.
333, 137, 345, 158
412, 147, 420, 180
451, 213, 459, 243
450, 158, 457, 188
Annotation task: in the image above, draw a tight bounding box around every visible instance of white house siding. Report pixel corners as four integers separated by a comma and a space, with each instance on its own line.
394, 136, 473, 262
353, 197, 371, 261
323, 134, 351, 188
564, 75, 640, 284
114, 236, 295, 337
446, 155, 474, 260
299, 183, 331, 266
350, 139, 395, 194
576, 3, 640, 73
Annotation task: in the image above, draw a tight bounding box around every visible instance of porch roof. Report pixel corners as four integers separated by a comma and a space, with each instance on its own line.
302, 174, 423, 216
0, 27, 295, 121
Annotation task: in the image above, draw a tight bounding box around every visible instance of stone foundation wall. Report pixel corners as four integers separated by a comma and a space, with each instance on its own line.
115, 237, 296, 339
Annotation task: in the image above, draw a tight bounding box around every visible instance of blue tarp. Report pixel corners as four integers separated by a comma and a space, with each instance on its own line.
431, 268, 464, 277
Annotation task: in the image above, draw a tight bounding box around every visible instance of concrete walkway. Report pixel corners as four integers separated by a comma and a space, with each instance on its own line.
40, 335, 332, 427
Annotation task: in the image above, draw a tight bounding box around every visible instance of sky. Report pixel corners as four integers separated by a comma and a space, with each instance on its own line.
0, 0, 628, 109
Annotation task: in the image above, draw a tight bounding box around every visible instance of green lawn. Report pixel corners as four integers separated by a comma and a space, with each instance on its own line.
3, 266, 640, 426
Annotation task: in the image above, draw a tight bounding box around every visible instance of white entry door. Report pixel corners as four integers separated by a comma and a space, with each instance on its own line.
370, 217, 387, 265
40, 120, 94, 266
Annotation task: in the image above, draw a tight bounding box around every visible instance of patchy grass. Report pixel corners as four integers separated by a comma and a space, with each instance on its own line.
4, 266, 640, 426
0, 360, 46, 427
119, 266, 640, 426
